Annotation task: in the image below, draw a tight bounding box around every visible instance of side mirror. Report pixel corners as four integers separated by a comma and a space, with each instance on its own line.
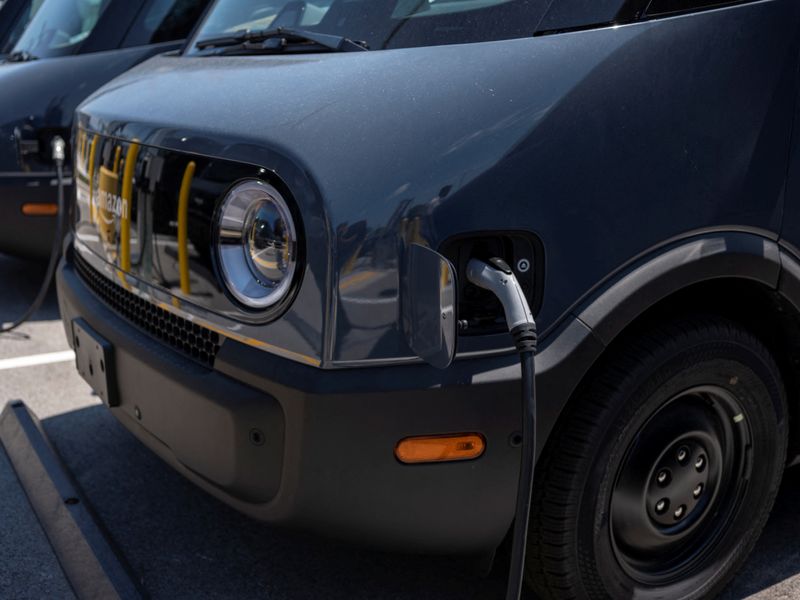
402, 244, 457, 369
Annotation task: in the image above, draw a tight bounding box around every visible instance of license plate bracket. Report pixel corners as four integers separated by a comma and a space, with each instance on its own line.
72, 319, 118, 407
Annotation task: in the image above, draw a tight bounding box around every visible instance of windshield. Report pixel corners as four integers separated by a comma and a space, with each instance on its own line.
1, 0, 45, 54
12, 0, 111, 59
187, 0, 549, 54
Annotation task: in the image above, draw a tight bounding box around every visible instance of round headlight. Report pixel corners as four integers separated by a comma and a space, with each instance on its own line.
216, 179, 298, 310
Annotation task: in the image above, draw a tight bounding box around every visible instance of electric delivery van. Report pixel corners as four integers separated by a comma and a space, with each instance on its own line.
57, 0, 800, 598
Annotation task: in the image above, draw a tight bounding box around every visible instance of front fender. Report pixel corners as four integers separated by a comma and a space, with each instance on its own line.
576, 230, 782, 345
521, 230, 785, 453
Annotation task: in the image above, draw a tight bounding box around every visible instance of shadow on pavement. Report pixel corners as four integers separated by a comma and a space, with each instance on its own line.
721, 465, 800, 599
42, 405, 514, 600
0, 253, 59, 325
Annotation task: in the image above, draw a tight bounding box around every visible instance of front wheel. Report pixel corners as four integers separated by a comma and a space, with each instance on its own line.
527, 317, 788, 599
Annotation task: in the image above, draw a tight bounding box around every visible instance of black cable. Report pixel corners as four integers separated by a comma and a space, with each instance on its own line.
505, 328, 537, 600
1, 137, 66, 334
464, 258, 538, 600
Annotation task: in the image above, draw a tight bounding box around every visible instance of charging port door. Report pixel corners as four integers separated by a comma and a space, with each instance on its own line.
402, 244, 458, 369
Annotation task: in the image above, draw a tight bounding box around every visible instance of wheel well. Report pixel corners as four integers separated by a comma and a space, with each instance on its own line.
561, 278, 800, 461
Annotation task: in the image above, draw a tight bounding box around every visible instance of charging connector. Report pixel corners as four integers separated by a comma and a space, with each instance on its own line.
466, 257, 537, 600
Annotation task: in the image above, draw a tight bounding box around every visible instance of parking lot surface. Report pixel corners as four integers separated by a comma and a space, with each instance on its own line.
1, 252, 799, 600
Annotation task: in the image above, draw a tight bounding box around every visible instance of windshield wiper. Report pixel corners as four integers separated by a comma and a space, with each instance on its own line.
6, 50, 38, 63
195, 27, 368, 54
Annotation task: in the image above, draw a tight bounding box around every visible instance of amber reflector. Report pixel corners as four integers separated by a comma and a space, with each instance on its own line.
22, 203, 58, 216
395, 433, 486, 464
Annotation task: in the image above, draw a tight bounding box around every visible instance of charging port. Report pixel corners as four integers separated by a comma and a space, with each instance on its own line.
439, 232, 542, 336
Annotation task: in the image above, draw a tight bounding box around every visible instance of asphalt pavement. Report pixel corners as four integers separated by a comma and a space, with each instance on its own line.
0, 444, 75, 600
1, 251, 799, 600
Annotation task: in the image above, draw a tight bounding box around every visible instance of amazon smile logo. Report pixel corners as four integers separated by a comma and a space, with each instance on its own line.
95, 189, 128, 224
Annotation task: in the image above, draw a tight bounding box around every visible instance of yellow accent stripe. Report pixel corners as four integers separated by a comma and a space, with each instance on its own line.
112, 146, 122, 175
119, 141, 140, 272
115, 269, 131, 292
177, 161, 196, 295
87, 136, 98, 224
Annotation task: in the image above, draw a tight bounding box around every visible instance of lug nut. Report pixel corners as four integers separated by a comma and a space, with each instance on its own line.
693, 484, 704, 499
677, 447, 689, 464
655, 499, 669, 515
695, 455, 706, 471
674, 505, 686, 520
656, 469, 671, 486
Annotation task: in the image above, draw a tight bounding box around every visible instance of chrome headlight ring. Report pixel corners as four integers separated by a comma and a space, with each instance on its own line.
215, 179, 299, 311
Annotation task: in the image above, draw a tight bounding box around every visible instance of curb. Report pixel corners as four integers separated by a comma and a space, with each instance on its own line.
0, 400, 142, 600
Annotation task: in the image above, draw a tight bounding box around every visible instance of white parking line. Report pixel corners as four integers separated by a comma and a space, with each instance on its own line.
0, 351, 75, 371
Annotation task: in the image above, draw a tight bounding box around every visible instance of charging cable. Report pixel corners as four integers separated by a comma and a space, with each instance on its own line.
466, 257, 537, 600
1, 136, 67, 334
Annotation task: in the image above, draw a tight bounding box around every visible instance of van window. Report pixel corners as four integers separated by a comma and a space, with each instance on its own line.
187, 0, 551, 54
1, 0, 45, 54
123, 0, 212, 47
11, 0, 111, 58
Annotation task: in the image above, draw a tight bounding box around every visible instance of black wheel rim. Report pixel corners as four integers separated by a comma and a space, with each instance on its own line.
609, 385, 752, 585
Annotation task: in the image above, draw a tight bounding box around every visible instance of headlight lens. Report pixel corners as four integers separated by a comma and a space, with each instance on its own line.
216, 179, 298, 309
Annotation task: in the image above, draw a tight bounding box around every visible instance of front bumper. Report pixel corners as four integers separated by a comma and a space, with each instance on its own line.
57, 250, 528, 554
0, 173, 68, 259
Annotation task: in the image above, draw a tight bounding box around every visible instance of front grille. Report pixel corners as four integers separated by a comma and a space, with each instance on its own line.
74, 253, 222, 367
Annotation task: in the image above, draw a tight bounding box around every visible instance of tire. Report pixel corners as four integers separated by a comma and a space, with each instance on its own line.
526, 317, 788, 600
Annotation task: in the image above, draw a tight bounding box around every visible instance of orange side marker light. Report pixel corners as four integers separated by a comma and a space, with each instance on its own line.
395, 433, 486, 464
21, 203, 58, 216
